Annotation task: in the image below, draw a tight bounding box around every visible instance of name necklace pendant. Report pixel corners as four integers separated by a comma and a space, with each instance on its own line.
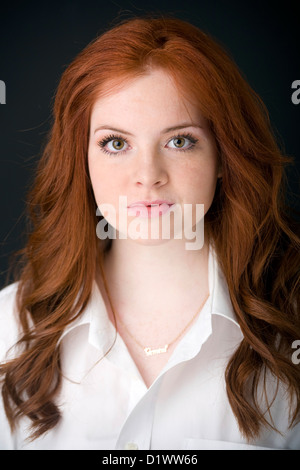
144, 344, 169, 356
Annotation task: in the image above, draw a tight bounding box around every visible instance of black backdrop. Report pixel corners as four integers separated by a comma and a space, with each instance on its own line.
0, 0, 299, 289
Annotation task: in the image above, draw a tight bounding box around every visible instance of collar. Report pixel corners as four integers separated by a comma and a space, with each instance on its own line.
58, 280, 115, 353
59, 243, 240, 352
208, 242, 240, 328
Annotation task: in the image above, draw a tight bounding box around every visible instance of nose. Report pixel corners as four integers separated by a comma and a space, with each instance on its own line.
133, 148, 168, 190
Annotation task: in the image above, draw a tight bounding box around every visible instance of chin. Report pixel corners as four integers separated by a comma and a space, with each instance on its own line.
128, 236, 174, 247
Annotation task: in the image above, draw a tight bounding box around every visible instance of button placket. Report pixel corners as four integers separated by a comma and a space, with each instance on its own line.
124, 442, 139, 450
116, 379, 161, 450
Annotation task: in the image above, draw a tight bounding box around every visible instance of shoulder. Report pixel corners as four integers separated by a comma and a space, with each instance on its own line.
0, 282, 22, 362
0, 281, 19, 301
0, 281, 20, 317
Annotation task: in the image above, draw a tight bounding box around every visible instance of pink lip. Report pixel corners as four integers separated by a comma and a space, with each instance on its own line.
128, 200, 174, 207
127, 200, 174, 218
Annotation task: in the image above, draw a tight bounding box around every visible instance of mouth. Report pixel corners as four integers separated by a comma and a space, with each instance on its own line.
127, 200, 174, 218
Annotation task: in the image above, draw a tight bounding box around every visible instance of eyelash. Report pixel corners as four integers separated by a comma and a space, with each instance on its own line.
168, 133, 198, 151
97, 132, 199, 156
97, 134, 128, 155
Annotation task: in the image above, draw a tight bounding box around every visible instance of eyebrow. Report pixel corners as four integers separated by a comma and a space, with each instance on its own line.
93, 123, 203, 135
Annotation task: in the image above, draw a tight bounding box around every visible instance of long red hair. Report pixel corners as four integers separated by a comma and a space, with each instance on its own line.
1, 16, 299, 441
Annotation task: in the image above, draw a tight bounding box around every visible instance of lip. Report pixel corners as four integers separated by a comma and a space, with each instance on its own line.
128, 200, 174, 207
127, 200, 174, 218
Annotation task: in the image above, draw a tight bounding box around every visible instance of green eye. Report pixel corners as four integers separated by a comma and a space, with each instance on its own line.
166, 134, 198, 151
112, 139, 125, 150
173, 138, 186, 148
98, 134, 129, 155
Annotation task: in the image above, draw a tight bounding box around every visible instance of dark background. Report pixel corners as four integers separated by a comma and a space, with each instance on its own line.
0, 0, 299, 289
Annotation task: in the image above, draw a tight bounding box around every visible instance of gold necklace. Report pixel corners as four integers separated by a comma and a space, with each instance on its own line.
99, 259, 209, 357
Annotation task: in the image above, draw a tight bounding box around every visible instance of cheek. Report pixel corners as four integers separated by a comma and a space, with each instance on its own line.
88, 159, 123, 206
176, 164, 217, 229
181, 162, 218, 199
88, 155, 108, 203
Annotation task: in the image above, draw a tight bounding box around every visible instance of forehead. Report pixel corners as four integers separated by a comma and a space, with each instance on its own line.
90, 69, 205, 130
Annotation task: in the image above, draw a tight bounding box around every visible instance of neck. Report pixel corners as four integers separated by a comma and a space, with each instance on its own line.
100, 235, 210, 318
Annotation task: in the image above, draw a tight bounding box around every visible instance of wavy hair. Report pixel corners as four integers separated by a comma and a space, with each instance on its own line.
1, 16, 299, 441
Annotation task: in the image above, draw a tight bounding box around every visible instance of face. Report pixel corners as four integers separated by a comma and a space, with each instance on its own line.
88, 68, 221, 246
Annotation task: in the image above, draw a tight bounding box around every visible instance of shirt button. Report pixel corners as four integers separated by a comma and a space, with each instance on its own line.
124, 442, 139, 450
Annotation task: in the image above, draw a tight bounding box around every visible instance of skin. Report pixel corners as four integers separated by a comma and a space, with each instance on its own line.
88, 68, 222, 386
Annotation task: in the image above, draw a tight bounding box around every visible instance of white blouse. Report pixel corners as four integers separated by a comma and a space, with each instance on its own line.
0, 244, 299, 450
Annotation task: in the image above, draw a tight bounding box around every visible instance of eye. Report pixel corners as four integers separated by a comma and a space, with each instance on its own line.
98, 135, 129, 155
173, 137, 187, 148
109, 138, 126, 151
166, 134, 198, 151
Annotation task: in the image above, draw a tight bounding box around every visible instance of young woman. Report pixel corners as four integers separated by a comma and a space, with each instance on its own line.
0, 16, 299, 450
